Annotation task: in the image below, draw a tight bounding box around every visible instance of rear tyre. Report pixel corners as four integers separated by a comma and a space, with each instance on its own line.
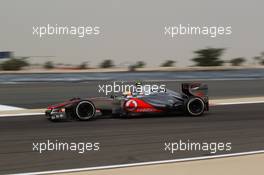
75, 101, 96, 121
186, 97, 205, 116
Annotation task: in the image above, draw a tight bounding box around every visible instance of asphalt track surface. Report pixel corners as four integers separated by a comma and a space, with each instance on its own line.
0, 80, 264, 174
0, 103, 264, 174
0, 79, 264, 108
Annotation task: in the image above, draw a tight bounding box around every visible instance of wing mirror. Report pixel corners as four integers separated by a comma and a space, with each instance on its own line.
110, 94, 117, 99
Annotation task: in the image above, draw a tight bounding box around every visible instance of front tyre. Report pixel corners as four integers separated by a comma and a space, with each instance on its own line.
186, 97, 205, 116
75, 101, 96, 121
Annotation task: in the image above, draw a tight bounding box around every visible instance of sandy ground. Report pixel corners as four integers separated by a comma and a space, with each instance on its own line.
0, 66, 263, 74
57, 153, 264, 175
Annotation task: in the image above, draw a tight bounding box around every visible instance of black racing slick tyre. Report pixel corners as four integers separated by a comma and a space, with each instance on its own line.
75, 101, 96, 121
186, 97, 205, 116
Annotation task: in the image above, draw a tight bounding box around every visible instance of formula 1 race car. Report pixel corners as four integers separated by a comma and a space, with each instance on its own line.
45, 82, 209, 121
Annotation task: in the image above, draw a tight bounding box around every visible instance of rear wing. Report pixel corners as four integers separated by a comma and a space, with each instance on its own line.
182, 83, 208, 99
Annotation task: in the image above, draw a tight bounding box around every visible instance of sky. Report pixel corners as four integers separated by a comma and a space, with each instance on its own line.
0, 0, 263, 67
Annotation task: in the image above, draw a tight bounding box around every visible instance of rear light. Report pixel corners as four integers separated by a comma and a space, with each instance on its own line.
194, 92, 204, 97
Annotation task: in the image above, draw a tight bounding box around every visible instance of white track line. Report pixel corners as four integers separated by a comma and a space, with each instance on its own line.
0, 104, 25, 111
0, 113, 44, 117
210, 97, 264, 106
111, 78, 264, 82
15, 150, 264, 175
213, 100, 264, 106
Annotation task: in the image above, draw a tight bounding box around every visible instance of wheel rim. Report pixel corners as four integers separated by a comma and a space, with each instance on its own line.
187, 98, 204, 116
76, 101, 95, 120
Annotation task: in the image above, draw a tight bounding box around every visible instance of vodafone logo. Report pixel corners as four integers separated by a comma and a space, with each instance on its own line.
125, 100, 138, 111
